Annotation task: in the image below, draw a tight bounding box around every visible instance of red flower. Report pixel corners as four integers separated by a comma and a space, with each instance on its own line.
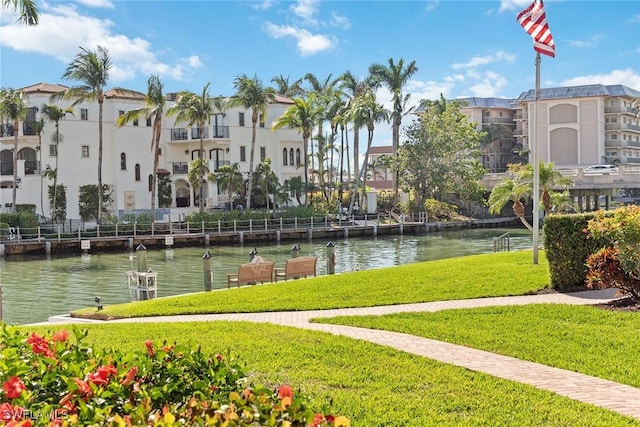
73, 378, 92, 396
278, 385, 293, 400
87, 365, 117, 386
313, 413, 324, 426
52, 330, 69, 343
121, 366, 138, 386
145, 340, 156, 357
2, 376, 26, 399
26, 332, 54, 358
215, 354, 223, 361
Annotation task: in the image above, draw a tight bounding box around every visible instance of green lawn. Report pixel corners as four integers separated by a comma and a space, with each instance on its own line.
316, 303, 640, 389
72, 250, 550, 319
19, 322, 638, 426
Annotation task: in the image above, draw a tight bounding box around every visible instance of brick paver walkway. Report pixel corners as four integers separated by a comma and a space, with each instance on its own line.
49, 288, 640, 420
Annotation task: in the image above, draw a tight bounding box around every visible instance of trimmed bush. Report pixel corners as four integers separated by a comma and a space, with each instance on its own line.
543, 212, 608, 290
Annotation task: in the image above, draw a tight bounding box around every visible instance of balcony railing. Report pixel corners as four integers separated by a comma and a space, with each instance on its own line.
191, 127, 209, 140
211, 126, 229, 138
22, 121, 38, 136
482, 117, 514, 125
605, 106, 640, 115
1, 162, 12, 175
1, 124, 15, 137
605, 123, 640, 132
209, 160, 230, 172
170, 128, 188, 141
605, 140, 640, 148
172, 162, 189, 174
24, 160, 40, 175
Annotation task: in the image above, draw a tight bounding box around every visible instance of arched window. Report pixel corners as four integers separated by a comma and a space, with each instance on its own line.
148, 174, 153, 191
283, 148, 288, 166
296, 148, 301, 166
120, 153, 126, 171
289, 148, 294, 166
135, 164, 141, 181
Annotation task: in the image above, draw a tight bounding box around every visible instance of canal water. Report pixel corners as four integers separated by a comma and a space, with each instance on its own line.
0, 228, 532, 325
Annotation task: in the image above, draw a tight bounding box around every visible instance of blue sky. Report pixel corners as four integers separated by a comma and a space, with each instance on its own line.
1, 0, 639, 146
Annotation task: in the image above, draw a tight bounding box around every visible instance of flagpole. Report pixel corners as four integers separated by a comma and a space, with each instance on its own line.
532, 52, 541, 264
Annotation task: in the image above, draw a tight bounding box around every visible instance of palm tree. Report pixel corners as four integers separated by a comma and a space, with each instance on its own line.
51, 45, 112, 224
41, 104, 72, 221
167, 82, 221, 214
288, 176, 304, 206
254, 158, 279, 210
0, 87, 27, 212
369, 58, 418, 208
271, 75, 304, 98
2, 0, 38, 25
488, 176, 533, 231
480, 124, 513, 173
272, 94, 323, 206
212, 163, 244, 210
229, 74, 276, 210
347, 89, 390, 214
515, 162, 573, 215
116, 75, 165, 222
304, 73, 338, 193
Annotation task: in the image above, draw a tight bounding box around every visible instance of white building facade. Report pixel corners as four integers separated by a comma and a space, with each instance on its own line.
0, 82, 304, 220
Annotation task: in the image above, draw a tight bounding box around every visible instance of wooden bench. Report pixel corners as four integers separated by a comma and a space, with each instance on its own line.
275, 256, 317, 282
227, 261, 275, 288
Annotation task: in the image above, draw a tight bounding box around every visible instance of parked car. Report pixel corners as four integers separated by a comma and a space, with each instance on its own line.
584, 164, 618, 174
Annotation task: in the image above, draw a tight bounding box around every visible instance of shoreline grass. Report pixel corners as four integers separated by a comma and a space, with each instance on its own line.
16, 321, 639, 426
316, 303, 640, 389
72, 250, 550, 319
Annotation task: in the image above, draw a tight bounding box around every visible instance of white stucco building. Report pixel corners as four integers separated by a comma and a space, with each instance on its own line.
0, 82, 304, 220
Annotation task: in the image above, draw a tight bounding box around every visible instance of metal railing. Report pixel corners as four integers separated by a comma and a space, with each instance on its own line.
493, 232, 510, 252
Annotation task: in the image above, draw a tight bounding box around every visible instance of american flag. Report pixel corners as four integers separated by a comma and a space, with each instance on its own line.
517, 0, 555, 58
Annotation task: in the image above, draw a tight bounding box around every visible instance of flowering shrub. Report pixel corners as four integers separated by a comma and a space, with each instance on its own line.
0, 325, 349, 426
585, 205, 640, 301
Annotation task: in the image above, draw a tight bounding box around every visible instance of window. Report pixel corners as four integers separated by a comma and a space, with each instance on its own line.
296, 148, 301, 166
148, 175, 153, 192
283, 148, 288, 165
260, 146, 266, 161
289, 148, 294, 166
240, 146, 246, 162
120, 153, 127, 170
135, 164, 141, 181
146, 118, 152, 127
80, 109, 88, 120
483, 111, 490, 117
49, 145, 57, 157
133, 118, 139, 126
259, 113, 265, 128
239, 112, 245, 127
81, 145, 90, 157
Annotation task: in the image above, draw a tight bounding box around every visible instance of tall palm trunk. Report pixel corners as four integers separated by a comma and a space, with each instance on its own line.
198, 121, 205, 214
52, 122, 60, 221
246, 111, 258, 209
352, 125, 360, 183
11, 119, 18, 212
97, 94, 104, 224
151, 116, 162, 221
303, 135, 309, 206
349, 127, 374, 214
392, 119, 400, 209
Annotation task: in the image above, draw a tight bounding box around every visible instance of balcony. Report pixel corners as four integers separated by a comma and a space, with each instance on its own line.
1, 124, 15, 137
211, 126, 229, 138
172, 162, 189, 174
191, 127, 209, 139
605, 106, 640, 115
24, 160, 40, 175
513, 129, 527, 137
22, 121, 38, 136
170, 128, 189, 141
209, 160, 230, 172
482, 117, 514, 125
605, 140, 640, 148
605, 123, 640, 132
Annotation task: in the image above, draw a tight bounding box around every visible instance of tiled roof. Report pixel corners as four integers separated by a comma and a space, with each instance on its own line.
414, 97, 516, 113
368, 146, 392, 154
19, 82, 68, 93
273, 94, 295, 104
105, 88, 145, 99
516, 84, 640, 102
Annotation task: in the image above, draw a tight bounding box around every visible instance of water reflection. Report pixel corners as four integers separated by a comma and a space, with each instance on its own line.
0, 228, 532, 325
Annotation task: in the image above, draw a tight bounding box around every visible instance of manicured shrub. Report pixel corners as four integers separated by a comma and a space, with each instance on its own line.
585, 206, 640, 301
423, 198, 459, 221
0, 325, 348, 426
543, 212, 608, 290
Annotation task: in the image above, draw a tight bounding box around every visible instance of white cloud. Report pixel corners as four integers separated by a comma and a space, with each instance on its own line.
451, 51, 516, 70
290, 0, 320, 24
330, 11, 350, 29
468, 71, 508, 97
424, 0, 440, 13
250, 0, 276, 11
561, 69, 640, 89
0, 3, 203, 85
498, 0, 533, 13
568, 34, 605, 49
263, 22, 335, 56
75, 0, 115, 8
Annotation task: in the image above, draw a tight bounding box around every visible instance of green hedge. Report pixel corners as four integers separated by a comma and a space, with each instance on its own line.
543, 212, 609, 290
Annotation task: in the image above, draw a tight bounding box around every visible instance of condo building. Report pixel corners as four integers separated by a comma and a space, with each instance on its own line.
0, 82, 304, 220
